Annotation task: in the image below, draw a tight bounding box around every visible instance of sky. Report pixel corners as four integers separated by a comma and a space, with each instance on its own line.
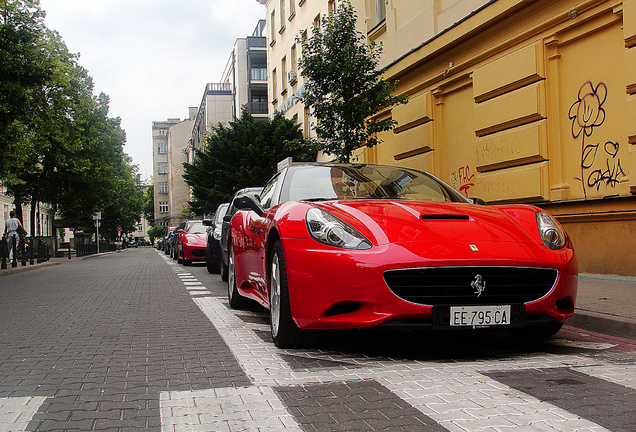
39, 0, 267, 182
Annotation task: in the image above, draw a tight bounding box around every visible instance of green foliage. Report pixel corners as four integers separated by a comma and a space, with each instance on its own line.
297, 0, 408, 162
141, 183, 154, 225
147, 225, 167, 243
183, 106, 318, 214
0, 1, 144, 238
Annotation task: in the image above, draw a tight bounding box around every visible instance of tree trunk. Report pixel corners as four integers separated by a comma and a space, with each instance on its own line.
12, 192, 24, 225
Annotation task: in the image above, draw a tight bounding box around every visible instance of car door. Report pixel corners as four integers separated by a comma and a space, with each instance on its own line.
241, 174, 281, 303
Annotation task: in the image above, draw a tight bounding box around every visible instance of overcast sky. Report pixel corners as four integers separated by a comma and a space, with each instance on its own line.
39, 0, 266, 181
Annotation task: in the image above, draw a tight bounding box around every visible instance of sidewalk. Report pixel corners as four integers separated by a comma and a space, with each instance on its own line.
567, 273, 636, 340
1, 254, 634, 339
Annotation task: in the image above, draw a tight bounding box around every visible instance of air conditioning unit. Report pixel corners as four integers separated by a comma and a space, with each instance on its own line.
287, 70, 298, 84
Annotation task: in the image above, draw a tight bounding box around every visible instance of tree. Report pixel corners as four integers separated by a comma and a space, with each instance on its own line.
183, 106, 318, 214
297, 0, 408, 162
141, 183, 154, 226
1, 1, 143, 239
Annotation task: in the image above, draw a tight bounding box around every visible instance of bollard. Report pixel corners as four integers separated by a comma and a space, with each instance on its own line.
21, 237, 26, 266
36, 237, 42, 263
1, 234, 6, 270
29, 237, 34, 265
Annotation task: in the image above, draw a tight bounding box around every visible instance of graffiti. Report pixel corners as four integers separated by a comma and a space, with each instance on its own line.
587, 144, 626, 190
450, 165, 475, 197
568, 82, 626, 198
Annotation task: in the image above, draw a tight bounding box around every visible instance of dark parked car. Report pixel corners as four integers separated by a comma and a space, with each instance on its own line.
220, 188, 263, 281
163, 226, 176, 255
204, 203, 229, 274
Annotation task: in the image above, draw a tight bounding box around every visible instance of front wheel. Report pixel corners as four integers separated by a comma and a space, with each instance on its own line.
269, 241, 306, 348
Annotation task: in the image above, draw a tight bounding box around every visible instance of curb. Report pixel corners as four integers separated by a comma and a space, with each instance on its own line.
0, 261, 61, 277
568, 310, 636, 340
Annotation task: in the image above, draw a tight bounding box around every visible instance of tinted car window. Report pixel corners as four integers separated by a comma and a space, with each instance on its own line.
259, 172, 280, 209
214, 204, 229, 225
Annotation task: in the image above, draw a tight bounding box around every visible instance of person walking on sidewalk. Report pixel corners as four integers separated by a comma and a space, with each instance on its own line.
4, 211, 25, 261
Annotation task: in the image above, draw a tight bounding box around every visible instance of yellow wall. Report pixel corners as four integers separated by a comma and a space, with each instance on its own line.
362, 0, 636, 275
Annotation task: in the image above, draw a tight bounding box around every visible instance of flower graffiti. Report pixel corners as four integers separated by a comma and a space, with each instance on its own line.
569, 81, 606, 139
568, 82, 625, 198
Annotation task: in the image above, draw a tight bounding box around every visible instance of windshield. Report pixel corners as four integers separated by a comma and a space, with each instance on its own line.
282, 164, 467, 203
214, 204, 229, 224
188, 223, 206, 234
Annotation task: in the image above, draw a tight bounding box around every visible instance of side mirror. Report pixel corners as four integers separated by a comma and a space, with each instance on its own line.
470, 197, 487, 205
233, 194, 264, 217
202, 219, 212, 226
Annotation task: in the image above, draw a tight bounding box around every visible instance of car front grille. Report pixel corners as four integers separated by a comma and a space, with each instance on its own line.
383, 267, 558, 306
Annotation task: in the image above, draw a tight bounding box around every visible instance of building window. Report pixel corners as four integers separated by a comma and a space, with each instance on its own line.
158, 182, 168, 194
272, 68, 277, 101
251, 67, 267, 81
328, 0, 336, 17
281, 56, 287, 93
251, 93, 268, 114
158, 162, 168, 175
159, 202, 169, 213
270, 10, 276, 41
279, 0, 285, 30
375, 0, 386, 24
290, 44, 297, 81
289, 0, 295, 18
157, 141, 167, 154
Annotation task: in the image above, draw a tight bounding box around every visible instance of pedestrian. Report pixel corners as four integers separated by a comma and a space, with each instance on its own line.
4, 210, 26, 261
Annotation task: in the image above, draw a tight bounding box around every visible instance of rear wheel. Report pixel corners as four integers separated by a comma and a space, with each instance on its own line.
269, 241, 306, 348
227, 242, 248, 309
220, 254, 229, 282
206, 245, 216, 274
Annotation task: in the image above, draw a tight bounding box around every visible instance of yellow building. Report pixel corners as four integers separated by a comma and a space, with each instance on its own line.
265, 0, 636, 276
360, 0, 636, 276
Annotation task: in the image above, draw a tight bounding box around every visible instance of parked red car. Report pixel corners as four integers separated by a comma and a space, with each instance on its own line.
176, 221, 207, 265
227, 163, 577, 348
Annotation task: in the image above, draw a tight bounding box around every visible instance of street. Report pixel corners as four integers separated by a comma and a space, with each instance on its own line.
1, 248, 635, 431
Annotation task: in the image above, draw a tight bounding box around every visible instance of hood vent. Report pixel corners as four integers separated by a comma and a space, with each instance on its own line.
421, 214, 470, 221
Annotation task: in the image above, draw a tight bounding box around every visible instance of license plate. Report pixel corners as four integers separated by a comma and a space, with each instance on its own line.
450, 305, 511, 327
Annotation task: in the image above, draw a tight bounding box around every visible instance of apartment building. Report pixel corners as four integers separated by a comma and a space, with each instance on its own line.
190, 84, 234, 157
221, 20, 269, 121
154, 20, 270, 223
152, 114, 195, 227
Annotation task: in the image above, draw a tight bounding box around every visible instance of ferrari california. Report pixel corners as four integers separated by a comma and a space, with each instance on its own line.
227, 163, 577, 348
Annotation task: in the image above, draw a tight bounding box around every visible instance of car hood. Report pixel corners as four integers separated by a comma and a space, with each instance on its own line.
318, 200, 541, 249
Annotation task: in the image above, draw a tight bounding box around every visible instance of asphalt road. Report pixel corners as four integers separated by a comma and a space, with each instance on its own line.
1, 247, 634, 431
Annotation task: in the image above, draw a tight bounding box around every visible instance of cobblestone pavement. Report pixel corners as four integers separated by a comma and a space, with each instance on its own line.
1, 248, 635, 431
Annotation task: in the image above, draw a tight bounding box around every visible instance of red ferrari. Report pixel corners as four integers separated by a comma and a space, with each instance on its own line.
228, 163, 577, 348
179, 221, 207, 266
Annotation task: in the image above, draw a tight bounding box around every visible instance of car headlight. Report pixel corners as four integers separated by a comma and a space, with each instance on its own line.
536, 211, 566, 250
186, 235, 199, 243
306, 207, 372, 250
213, 226, 222, 241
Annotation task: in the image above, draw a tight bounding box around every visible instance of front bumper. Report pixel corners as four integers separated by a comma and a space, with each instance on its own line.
281, 239, 577, 330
